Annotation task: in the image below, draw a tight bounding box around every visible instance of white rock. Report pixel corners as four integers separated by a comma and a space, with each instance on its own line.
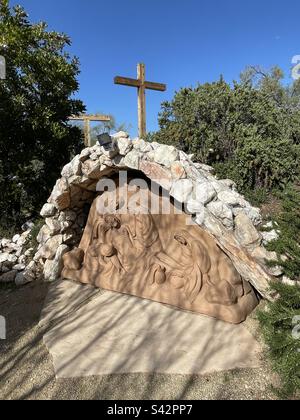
150, 142, 161, 150
170, 179, 194, 203
12, 234, 21, 243
123, 150, 140, 170
261, 230, 279, 245
206, 201, 234, 229
36, 235, 63, 260
268, 266, 284, 277
82, 159, 101, 179
117, 137, 133, 156
0, 253, 18, 267
21, 221, 34, 232
61, 156, 80, 175
48, 178, 70, 211
193, 181, 217, 205
17, 235, 28, 247
88, 152, 98, 161
1, 239, 11, 248
194, 211, 206, 226
43, 245, 69, 282
186, 199, 205, 214
250, 245, 283, 277
170, 162, 187, 180
18, 255, 27, 265
5, 242, 20, 253
251, 247, 277, 263
234, 213, 262, 250
112, 131, 130, 139
211, 181, 227, 194
12, 264, 26, 271
24, 248, 34, 257
194, 163, 215, 174
27, 261, 37, 271
45, 218, 61, 235
154, 145, 179, 168
263, 221, 274, 229
245, 207, 263, 227
219, 179, 237, 190
218, 190, 247, 208
133, 139, 153, 153
91, 145, 103, 155
37, 225, 51, 244
282, 277, 300, 287
79, 148, 91, 162
40, 203, 57, 218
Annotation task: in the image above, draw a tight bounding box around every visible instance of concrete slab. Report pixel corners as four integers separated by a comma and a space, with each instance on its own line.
42, 280, 262, 379
40, 280, 101, 327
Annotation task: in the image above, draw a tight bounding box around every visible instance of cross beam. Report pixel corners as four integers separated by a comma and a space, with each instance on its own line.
114, 63, 166, 138
69, 114, 111, 147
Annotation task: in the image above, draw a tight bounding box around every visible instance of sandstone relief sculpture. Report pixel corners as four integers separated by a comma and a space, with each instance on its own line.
62, 181, 259, 324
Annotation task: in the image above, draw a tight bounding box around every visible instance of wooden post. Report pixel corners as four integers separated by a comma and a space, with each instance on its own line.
68, 114, 111, 147
137, 63, 146, 139
84, 119, 91, 147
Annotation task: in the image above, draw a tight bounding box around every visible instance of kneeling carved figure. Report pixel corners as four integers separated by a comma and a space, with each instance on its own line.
62, 187, 258, 324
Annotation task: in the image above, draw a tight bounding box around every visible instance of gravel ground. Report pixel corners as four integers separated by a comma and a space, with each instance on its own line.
0, 281, 280, 400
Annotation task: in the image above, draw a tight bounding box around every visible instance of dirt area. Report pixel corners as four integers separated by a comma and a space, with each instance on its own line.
0, 281, 280, 400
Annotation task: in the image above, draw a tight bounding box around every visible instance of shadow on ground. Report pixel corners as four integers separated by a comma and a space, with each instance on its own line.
0, 281, 279, 400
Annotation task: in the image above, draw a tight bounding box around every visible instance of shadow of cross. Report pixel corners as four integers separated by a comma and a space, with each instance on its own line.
114, 63, 167, 138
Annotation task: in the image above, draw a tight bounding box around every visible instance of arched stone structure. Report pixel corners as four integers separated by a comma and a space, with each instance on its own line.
35, 132, 281, 320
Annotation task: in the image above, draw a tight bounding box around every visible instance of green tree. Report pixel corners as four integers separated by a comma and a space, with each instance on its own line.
149, 72, 300, 192
257, 281, 300, 398
0, 0, 85, 229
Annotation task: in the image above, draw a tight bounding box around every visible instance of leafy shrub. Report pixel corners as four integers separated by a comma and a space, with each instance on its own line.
149, 76, 300, 192
257, 282, 300, 398
257, 185, 300, 398
266, 186, 300, 280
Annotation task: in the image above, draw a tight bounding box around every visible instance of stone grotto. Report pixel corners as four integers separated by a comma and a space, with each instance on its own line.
0, 132, 288, 323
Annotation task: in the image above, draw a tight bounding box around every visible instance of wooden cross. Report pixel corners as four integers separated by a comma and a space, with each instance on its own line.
69, 114, 111, 147
114, 63, 166, 138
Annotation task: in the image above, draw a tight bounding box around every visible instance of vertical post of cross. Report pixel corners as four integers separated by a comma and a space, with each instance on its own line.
84, 119, 91, 147
137, 63, 146, 139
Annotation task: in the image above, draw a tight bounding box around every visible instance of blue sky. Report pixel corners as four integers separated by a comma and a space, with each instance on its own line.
10, 0, 300, 136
